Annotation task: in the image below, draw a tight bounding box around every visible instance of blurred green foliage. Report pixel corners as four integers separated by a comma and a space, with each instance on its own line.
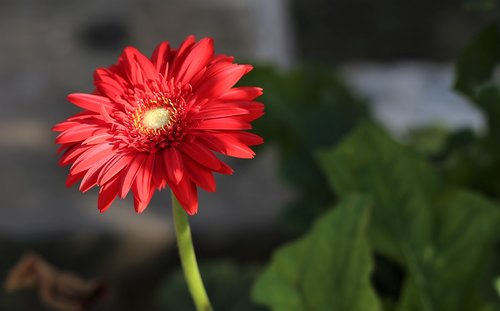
435, 24, 500, 197
241, 65, 369, 234
254, 122, 500, 311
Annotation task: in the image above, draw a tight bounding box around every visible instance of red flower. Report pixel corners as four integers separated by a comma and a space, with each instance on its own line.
53, 36, 264, 215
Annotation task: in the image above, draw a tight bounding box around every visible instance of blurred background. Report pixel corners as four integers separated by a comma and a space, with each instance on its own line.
0, 0, 499, 310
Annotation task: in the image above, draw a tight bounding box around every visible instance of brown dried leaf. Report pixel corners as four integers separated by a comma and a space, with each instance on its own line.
4, 252, 107, 311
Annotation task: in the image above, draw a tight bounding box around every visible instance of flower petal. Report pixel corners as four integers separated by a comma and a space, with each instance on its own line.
163, 148, 184, 184
98, 175, 121, 212
195, 118, 252, 130
119, 153, 147, 198
183, 156, 216, 192
218, 87, 263, 101
71, 143, 115, 174
178, 140, 221, 170
170, 176, 198, 215
56, 124, 103, 144
197, 133, 257, 158
132, 153, 155, 213
195, 64, 253, 98
175, 37, 214, 85
120, 47, 160, 85
93, 68, 128, 100
59, 145, 89, 166
151, 41, 172, 77
98, 153, 133, 185
67, 93, 114, 113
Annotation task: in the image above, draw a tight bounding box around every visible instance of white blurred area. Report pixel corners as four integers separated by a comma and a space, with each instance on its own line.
341, 62, 484, 136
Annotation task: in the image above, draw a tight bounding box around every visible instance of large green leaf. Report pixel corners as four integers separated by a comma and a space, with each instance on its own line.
317, 122, 500, 311
397, 190, 500, 311
252, 195, 381, 311
318, 122, 437, 309
318, 122, 437, 265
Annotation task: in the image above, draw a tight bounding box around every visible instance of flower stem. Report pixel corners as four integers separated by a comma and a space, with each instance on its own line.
171, 193, 213, 311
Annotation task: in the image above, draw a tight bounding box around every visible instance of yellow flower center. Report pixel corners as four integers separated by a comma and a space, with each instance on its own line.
142, 107, 171, 130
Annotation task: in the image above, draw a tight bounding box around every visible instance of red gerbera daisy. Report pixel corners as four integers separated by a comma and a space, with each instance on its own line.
53, 35, 264, 215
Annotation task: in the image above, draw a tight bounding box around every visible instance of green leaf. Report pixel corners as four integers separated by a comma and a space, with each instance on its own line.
454, 24, 500, 98
317, 122, 438, 264
252, 195, 382, 311
433, 190, 500, 310
318, 122, 437, 309
317, 122, 500, 310
398, 190, 500, 311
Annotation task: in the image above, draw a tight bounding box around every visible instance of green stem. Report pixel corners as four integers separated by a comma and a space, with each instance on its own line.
171, 193, 213, 311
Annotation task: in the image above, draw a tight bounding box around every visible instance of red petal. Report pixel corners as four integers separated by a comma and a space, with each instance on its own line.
67, 93, 114, 113
53, 121, 80, 132
175, 38, 214, 85
215, 160, 234, 175
56, 124, 102, 144
71, 143, 114, 174
59, 145, 90, 166
81, 133, 112, 146
182, 156, 216, 192
151, 41, 172, 77
177, 35, 197, 55
133, 186, 155, 213
119, 153, 147, 198
93, 68, 127, 100
192, 106, 250, 120
170, 176, 198, 215
98, 154, 133, 185
197, 133, 256, 158
178, 141, 221, 170
163, 148, 184, 184
132, 153, 155, 213
195, 64, 253, 98
229, 132, 264, 146
66, 171, 85, 187
168, 35, 196, 80
218, 87, 263, 101
79, 157, 109, 192
209, 54, 234, 65
196, 118, 252, 130
152, 152, 167, 189
120, 47, 159, 85
98, 175, 121, 212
